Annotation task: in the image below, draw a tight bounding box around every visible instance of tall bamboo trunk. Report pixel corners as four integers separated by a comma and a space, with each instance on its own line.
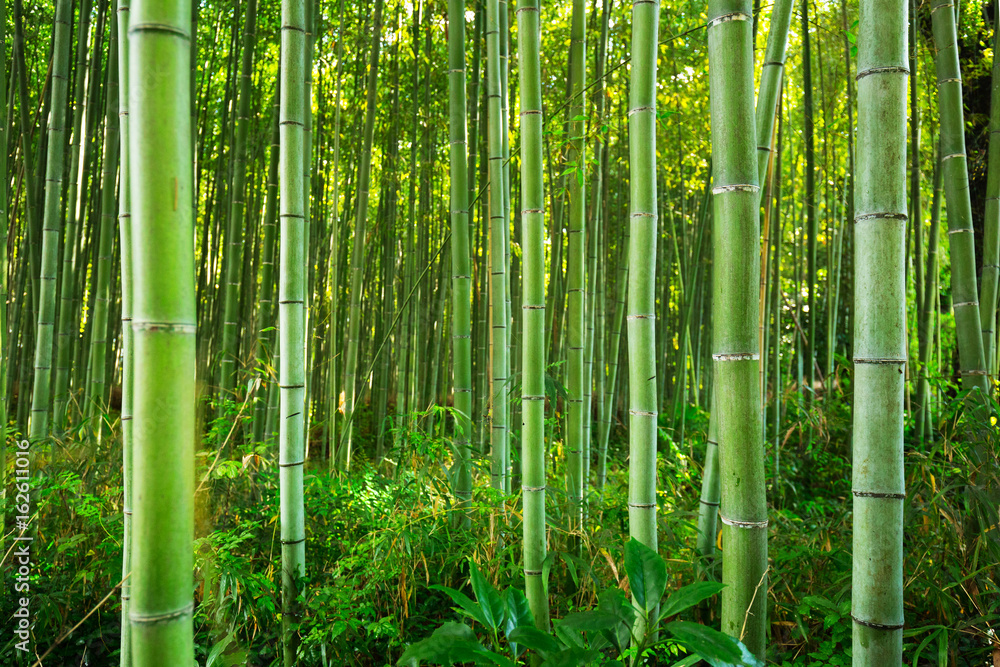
486, 0, 509, 492
707, 2, 766, 658
219, 0, 259, 398
981, 7, 1000, 384
448, 0, 473, 522
627, 0, 659, 641
851, 0, 907, 662
342, 0, 385, 468
278, 0, 308, 660
929, 0, 990, 400
128, 0, 196, 661
28, 0, 73, 443
116, 1, 133, 663
517, 0, 549, 629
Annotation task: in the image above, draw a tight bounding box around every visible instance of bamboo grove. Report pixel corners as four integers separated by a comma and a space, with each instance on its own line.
1, 0, 999, 664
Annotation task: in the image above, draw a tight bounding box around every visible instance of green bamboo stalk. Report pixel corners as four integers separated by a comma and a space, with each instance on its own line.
851, 0, 907, 661
929, 0, 990, 400
218, 0, 259, 398
801, 0, 817, 405
565, 0, 586, 536
28, 0, 73, 443
981, 6, 1000, 382
326, 0, 345, 465
279, 0, 308, 660
517, 0, 549, 629
86, 21, 120, 423
52, 0, 94, 433
115, 1, 133, 663
597, 235, 627, 492
0, 0, 7, 557
342, 0, 384, 468
754, 0, 792, 184
128, 0, 196, 661
448, 0, 473, 521
627, 0, 659, 640
707, 2, 766, 658
486, 0, 508, 492
695, 387, 720, 564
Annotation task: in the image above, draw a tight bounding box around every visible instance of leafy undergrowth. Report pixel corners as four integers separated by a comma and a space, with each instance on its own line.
1, 384, 997, 665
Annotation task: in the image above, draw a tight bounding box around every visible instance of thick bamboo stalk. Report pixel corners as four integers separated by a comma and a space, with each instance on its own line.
486, 0, 509, 492
517, 0, 549, 629
627, 0, 659, 640
342, 0, 384, 468
28, 0, 73, 443
86, 24, 120, 421
115, 1, 133, 663
981, 5, 1000, 382
448, 0, 473, 522
565, 0, 586, 537
851, 0, 907, 662
707, 2, 766, 658
278, 0, 308, 660
128, 0, 196, 661
218, 0, 259, 398
929, 0, 990, 399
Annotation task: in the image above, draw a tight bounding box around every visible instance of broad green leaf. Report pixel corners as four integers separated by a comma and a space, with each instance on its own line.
667, 655, 702, 667
539, 647, 602, 667
504, 588, 535, 632
553, 622, 585, 649
665, 621, 762, 666
658, 581, 725, 622
624, 538, 667, 613
470, 564, 506, 632
430, 584, 489, 629
205, 631, 234, 667
396, 622, 484, 666
507, 626, 562, 654
557, 610, 618, 633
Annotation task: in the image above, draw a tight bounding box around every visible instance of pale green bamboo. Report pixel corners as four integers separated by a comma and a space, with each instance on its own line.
341, 0, 384, 470
448, 0, 473, 523
52, 0, 94, 433
128, 0, 196, 661
565, 0, 586, 536
0, 0, 7, 556
707, 1, 766, 658
86, 23, 120, 421
981, 5, 1000, 380
326, 0, 345, 467
279, 0, 308, 661
929, 0, 990, 399
116, 2, 133, 664
219, 0, 259, 397
597, 237, 627, 492
486, 0, 509, 492
754, 0, 793, 184
852, 0, 907, 662
696, 388, 720, 563
517, 0, 549, 630
627, 0, 660, 640
28, 0, 73, 442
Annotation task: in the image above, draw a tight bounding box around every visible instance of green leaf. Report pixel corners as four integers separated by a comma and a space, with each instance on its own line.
505, 588, 535, 632
205, 631, 234, 667
557, 610, 618, 633
507, 626, 561, 654
624, 538, 667, 613
470, 564, 506, 632
539, 647, 602, 667
658, 581, 725, 622
430, 584, 489, 629
396, 622, 483, 665
665, 621, 761, 666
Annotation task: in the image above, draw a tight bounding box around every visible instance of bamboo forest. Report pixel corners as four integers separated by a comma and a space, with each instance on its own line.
1, 0, 1000, 664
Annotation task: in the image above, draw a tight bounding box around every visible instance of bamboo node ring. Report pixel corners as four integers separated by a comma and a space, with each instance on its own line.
707, 12, 750, 27
947, 227, 973, 234
627, 105, 655, 116
853, 357, 906, 365
852, 490, 905, 499
851, 615, 903, 631
712, 184, 759, 194
713, 352, 758, 361
628, 502, 657, 508
522, 485, 546, 492
942, 152, 966, 161
699, 499, 720, 507
628, 409, 657, 417
719, 515, 768, 529
130, 602, 195, 625
855, 66, 909, 81
952, 301, 979, 308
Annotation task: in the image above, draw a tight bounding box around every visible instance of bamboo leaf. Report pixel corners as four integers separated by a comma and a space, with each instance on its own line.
430, 584, 490, 629
658, 581, 725, 622
624, 538, 666, 613
470, 564, 506, 632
